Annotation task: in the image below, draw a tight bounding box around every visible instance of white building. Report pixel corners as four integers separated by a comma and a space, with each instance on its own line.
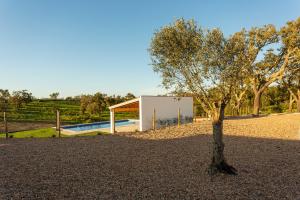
109, 96, 194, 133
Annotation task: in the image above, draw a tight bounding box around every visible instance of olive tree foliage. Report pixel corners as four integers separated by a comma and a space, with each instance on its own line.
237, 17, 300, 115
80, 93, 107, 118
149, 19, 246, 175
281, 18, 300, 112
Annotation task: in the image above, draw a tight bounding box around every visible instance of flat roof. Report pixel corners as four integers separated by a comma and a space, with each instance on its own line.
109, 95, 193, 111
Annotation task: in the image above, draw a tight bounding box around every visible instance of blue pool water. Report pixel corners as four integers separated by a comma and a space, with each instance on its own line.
62, 120, 136, 132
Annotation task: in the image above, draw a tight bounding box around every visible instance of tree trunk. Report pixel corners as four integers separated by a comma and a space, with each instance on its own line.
236, 101, 241, 116
297, 90, 300, 113
253, 91, 262, 116
297, 100, 300, 113
288, 93, 295, 113
208, 104, 237, 175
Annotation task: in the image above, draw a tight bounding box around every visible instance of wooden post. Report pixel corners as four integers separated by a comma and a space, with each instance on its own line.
4, 112, 8, 139
56, 110, 61, 138
152, 108, 156, 130
193, 106, 196, 123
178, 108, 181, 127
110, 109, 115, 133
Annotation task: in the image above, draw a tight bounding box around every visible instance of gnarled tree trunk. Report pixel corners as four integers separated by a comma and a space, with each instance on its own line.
288, 89, 300, 113
289, 92, 295, 113
235, 101, 241, 116
297, 90, 300, 112
232, 90, 246, 116
209, 103, 237, 175
253, 91, 262, 116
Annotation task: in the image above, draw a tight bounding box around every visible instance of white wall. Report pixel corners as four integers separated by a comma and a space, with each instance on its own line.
139, 96, 193, 131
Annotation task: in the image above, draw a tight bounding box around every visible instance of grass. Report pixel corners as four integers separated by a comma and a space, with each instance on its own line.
0, 128, 107, 138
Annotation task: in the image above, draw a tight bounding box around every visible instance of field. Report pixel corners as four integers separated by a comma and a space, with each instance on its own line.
0, 99, 138, 136
0, 99, 138, 124
0, 113, 299, 199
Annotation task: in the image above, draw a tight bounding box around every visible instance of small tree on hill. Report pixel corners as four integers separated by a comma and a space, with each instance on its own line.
49, 92, 60, 99
150, 19, 247, 175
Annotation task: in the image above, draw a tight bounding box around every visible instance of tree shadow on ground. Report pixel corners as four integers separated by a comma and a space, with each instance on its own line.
225, 114, 269, 120
0, 134, 299, 200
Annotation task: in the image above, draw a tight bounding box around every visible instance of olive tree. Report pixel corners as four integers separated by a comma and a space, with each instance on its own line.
230, 81, 249, 115
80, 93, 107, 120
149, 19, 246, 175
238, 17, 300, 115
283, 70, 300, 112
281, 18, 300, 112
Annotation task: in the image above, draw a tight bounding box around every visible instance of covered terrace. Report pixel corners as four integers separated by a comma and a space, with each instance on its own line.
109, 98, 140, 133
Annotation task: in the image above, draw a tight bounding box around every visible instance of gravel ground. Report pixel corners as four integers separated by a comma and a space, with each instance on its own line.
0, 113, 299, 199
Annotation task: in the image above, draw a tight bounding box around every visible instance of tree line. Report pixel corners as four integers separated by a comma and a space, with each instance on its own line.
0, 89, 136, 118
149, 17, 299, 174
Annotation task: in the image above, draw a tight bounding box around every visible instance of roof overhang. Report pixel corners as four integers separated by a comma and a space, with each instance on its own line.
109, 98, 140, 112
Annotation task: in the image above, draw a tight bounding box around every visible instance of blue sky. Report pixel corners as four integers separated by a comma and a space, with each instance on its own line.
0, 0, 299, 98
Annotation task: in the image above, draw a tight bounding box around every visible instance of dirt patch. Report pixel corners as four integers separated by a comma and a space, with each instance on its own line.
0, 114, 299, 199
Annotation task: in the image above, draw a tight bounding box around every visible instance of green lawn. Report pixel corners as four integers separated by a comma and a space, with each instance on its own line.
0, 128, 107, 139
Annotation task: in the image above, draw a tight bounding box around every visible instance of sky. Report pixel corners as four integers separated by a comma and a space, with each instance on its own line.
0, 0, 299, 98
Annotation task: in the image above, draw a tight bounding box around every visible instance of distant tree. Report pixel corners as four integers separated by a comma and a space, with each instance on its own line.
49, 92, 60, 99
150, 19, 247, 175
80, 93, 107, 120
114, 95, 123, 104
104, 96, 115, 107
124, 93, 136, 101
281, 18, 300, 112
93, 92, 107, 118
262, 85, 289, 113
65, 96, 73, 101
10, 90, 33, 110
283, 69, 300, 112
73, 96, 81, 102
230, 81, 249, 116
0, 89, 10, 112
80, 95, 93, 114
238, 17, 300, 115
86, 102, 100, 115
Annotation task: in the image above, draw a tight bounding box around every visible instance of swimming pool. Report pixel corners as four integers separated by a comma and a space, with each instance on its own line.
62, 120, 137, 132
